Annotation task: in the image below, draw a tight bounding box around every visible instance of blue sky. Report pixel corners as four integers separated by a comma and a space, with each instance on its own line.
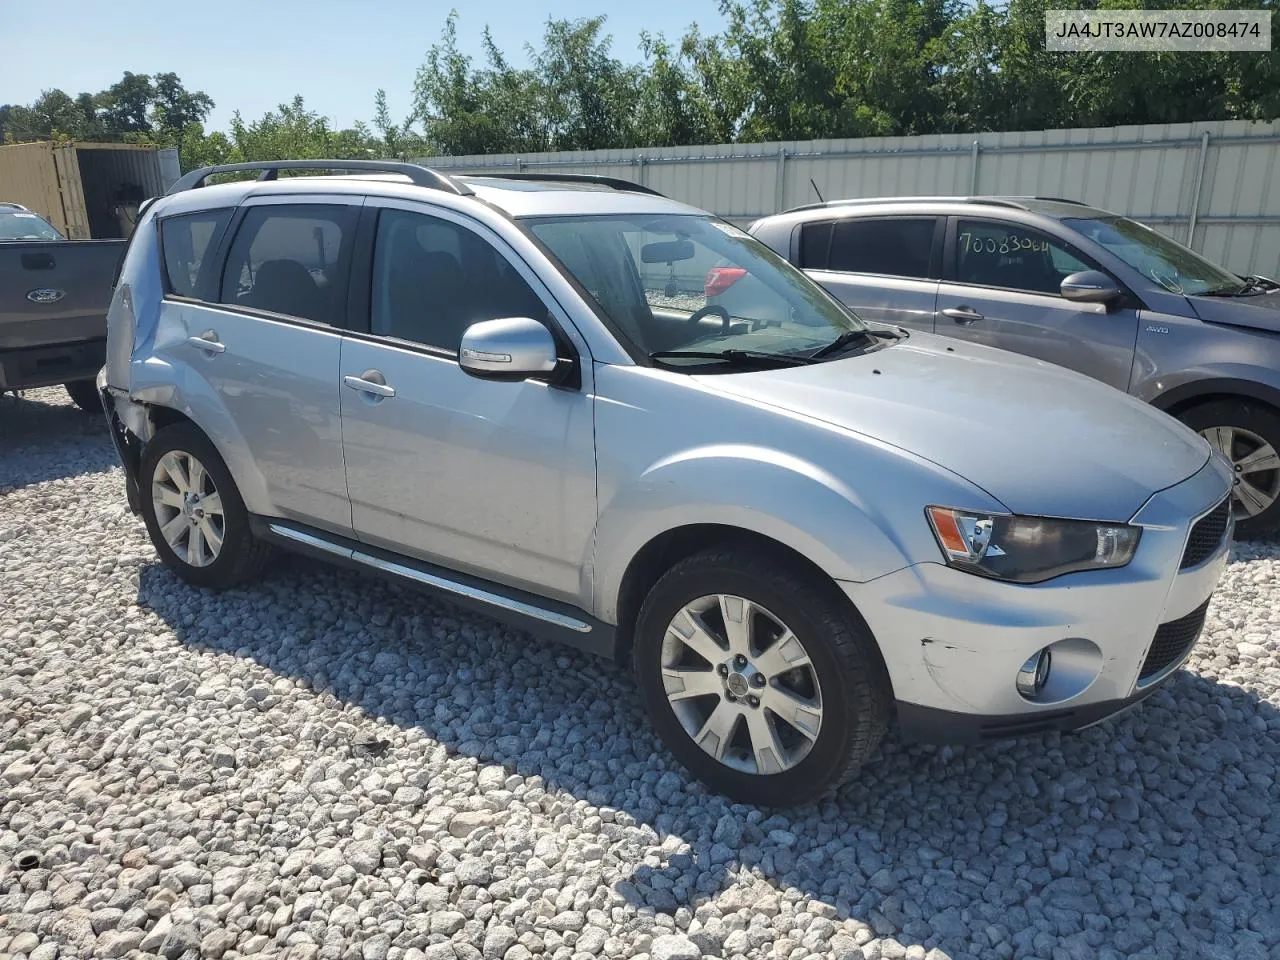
0, 0, 727, 133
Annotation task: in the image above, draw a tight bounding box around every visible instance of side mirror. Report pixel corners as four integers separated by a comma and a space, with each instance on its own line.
1060, 270, 1121, 304
458, 317, 559, 381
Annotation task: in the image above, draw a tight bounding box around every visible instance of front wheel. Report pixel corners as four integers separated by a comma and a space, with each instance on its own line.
138, 423, 272, 589
1179, 400, 1280, 538
633, 547, 890, 806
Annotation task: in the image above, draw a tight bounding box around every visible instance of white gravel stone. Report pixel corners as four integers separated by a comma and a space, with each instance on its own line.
3, 386, 1280, 960
650, 934, 701, 960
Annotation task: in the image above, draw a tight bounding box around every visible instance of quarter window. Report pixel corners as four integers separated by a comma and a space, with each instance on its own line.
955, 220, 1091, 295
370, 209, 546, 352
160, 210, 232, 298
218, 205, 357, 325
800, 218, 935, 279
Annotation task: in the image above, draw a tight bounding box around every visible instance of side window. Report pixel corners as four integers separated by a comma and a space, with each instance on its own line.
956, 220, 1091, 295
218, 204, 357, 325
160, 209, 232, 298
826, 218, 935, 279
371, 209, 546, 352
797, 222, 833, 269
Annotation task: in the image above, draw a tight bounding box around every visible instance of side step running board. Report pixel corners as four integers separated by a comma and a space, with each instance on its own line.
255, 519, 613, 659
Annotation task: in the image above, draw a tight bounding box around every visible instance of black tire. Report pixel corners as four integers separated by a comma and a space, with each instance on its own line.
1178, 400, 1280, 539
138, 422, 273, 589
64, 378, 102, 413
633, 547, 891, 806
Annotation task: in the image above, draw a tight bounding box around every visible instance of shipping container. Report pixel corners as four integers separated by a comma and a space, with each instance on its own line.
0, 141, 181, 240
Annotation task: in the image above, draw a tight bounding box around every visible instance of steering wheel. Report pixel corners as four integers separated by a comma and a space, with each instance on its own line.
686, 304, 731, 334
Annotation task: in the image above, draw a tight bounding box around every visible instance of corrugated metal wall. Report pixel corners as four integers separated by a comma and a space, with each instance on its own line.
420, 120, 1280, 278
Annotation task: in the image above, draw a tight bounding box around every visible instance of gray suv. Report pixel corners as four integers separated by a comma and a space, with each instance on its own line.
101, 162, 1232, 805
739, 197, 1280, 536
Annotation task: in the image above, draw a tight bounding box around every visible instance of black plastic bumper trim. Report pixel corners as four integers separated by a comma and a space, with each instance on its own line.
896, 673, 1174, 745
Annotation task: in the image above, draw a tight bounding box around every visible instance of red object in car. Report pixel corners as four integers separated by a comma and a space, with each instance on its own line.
704, 266, 747, 297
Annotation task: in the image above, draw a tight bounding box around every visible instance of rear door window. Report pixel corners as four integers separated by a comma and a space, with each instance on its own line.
800, 218, 936, 279
218, 205, 357, 325
828, 218, 936, 277
160, 210, 232, 298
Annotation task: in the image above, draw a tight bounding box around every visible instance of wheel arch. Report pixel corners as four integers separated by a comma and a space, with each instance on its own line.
1151, 377, 1280, 418
610, 522, 893, 697
109, 386, 271, 519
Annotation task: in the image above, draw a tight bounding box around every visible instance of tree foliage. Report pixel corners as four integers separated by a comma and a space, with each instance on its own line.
3, 1, 1278, 173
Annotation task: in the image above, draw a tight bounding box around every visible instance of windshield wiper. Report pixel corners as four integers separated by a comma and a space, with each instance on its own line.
808, 326, 906, 361
1238, 275, 1278, 294
649, 349, 816, 368
1202, 275, 1276, 297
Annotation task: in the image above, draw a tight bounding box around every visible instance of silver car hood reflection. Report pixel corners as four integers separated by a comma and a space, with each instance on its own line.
700, 335, 1211, 522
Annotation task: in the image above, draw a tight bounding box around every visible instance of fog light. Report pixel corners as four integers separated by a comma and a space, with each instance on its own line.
1016, 648, 1052, 698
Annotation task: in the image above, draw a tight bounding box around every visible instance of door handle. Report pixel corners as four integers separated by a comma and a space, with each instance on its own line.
186, 331, 225, 354
940, 307, 984, 325
343, 373, 396, 399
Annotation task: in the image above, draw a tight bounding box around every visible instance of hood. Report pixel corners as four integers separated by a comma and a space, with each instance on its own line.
702, 335, 1210, 522
1187, 288, 1280, 334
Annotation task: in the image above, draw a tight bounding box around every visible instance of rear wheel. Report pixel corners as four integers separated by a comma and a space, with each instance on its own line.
633, 547, 890, 806
1179, 400, 1280, 538
139, 423, 272, 589
64, 378, 102, 413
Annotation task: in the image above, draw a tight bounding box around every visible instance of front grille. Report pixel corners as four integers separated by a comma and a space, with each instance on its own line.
1181, 498, 1231, 569
1139, 599, 1210, 682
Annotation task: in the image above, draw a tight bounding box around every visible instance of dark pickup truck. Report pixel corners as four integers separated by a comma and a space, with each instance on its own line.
0, 203, 125, 410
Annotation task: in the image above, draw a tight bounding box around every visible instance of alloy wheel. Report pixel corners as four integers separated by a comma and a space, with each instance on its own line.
660, 594, 823, 776
151, 450, 225, 567
1199, 425, 1280, 519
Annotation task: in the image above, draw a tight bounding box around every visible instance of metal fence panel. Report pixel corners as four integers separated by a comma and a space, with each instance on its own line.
420, 119, 1280, 278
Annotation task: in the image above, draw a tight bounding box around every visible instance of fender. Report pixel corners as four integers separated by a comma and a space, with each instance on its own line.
127, 357, 273, 515
591, 442, 969, 624
1143, 371, 1280, 415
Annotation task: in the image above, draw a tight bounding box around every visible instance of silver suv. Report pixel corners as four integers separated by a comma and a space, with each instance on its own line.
100, 162, 1232, 806
739, 197, 1280, 536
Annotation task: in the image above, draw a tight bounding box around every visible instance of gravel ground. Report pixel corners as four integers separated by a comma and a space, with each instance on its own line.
2, 385, 1279, 960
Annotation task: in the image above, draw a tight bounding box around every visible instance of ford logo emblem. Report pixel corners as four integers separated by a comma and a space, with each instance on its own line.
27, 288, 66, 304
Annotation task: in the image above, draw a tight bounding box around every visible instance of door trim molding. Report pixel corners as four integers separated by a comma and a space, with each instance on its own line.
253, 518, 614, 657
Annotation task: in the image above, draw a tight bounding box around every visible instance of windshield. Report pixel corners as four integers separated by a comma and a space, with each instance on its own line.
0, 210, 62, 241
1063, 215, 1241, 296
526, 213, 865, 364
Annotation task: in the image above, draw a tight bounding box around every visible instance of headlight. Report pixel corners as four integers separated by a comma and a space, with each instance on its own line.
926, 506, 1141, 583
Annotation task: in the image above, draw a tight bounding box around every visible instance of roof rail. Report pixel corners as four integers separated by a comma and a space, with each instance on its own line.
455, 171, 665, 197
783, 195, 1033, 214
1031, 196, 1087, 205
166, 160, 473, 197
0, 201, 29, 210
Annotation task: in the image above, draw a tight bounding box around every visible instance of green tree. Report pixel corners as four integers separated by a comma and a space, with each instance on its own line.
100, 72, 155, 133
152, 72, 215, 134
227, 96, 377, 163
533, 17, 643, 150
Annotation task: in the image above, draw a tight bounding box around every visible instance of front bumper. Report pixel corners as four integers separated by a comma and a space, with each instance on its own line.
844, 455, 1233, 742
896, 662, 1181, 743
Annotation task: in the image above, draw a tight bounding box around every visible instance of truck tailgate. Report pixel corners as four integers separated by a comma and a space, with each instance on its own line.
0, 239, 126, 350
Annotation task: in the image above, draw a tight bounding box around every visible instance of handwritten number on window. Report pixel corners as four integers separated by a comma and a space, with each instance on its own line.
959, 232, 1050, 255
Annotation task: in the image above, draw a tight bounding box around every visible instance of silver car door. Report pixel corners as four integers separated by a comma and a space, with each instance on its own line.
154, 197, 359, 535
338, 200, 597, 606
936, 217, 1140, 391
